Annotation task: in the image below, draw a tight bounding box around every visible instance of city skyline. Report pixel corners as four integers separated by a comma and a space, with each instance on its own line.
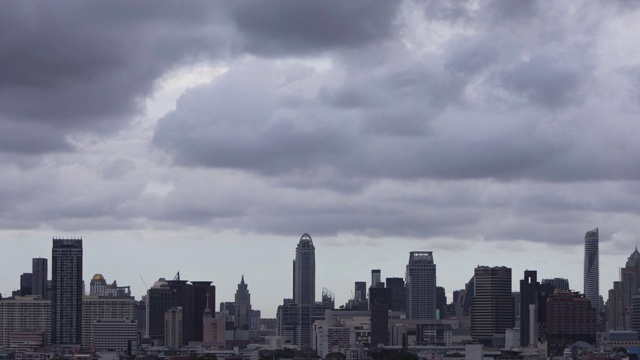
0, 231, 634, 318
2, 1, 640, 320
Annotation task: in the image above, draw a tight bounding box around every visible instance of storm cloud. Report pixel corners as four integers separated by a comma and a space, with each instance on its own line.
2, 0, 640, 309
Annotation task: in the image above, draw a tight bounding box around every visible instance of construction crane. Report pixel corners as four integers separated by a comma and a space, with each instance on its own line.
139, 274, 148, 289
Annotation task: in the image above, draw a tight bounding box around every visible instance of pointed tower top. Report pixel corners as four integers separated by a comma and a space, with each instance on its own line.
241, 275, 245, 285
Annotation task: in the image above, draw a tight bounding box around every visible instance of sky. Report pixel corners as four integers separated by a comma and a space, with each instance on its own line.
1, 0, 640, 317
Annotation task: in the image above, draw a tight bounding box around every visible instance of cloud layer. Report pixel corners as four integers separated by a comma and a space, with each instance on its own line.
2, 0, 640, 252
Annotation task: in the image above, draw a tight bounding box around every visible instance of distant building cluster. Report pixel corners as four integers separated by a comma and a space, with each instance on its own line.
0, 228, 637, 359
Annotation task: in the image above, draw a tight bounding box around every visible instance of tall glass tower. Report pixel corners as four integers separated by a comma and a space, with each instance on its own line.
294, 233, 315, 348
52, 238, 83, 345
584, 228, 599, 312
405, 251, 436, 319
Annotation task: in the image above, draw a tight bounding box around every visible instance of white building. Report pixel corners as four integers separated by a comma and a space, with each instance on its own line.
93, 319, 137, 352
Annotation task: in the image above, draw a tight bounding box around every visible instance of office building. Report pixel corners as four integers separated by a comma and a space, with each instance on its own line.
20, 273, 33, 296
371, 270, 382, 288
546, 291, 596, 356
627, 247, 640, 290
0, 296, 51, 348
235, 276, 251, 330
541, 278, 570, 291
354, 282, 367, 303
32, 258, 48, 299
405, 251, 436, 319
82, 295, 135, 349
584, 228, 599, 313
146, 278, 179, 343
294, 233, 315, 348
191, 281, 215, 342
164, 307, 183, 348
632, 294, 640, 332
93, 319, 137, 352
471, 266, 514, 340
436, 286, 446, 320
386, 277, 405, 312
369, 287, 391, 348
605, 249, 639, 331
52, 238, 83, 345
520, 270, 538, 347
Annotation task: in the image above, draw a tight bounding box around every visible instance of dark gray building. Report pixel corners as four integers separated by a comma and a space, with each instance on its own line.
386, 277, 405, 312
370, 287, 391, 348
471, 266, 514, 340
32, 258, 48, 298
20, 273, 33, 296
52, 238, 83, 345
541, 278, 570, 291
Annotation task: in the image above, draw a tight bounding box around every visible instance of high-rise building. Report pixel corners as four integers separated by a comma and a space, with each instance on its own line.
519, 271, 554, 346
371, 270, 382, 288
20, 273, 33, 296
235, 276, 251, 330
626, 247, 640, 290
541, 278, 570, 291
605, 248, 639, 331
405, 251, 436, 320
191, 281, 215, 342
164, 307, 183, 348
546, 291, 596, 356
52, 238, 83, 345
471, 266, 514, 340
369, 287, 391, 348
520, 270, 538, 347
385, 277, 405, 312
354, 282, 367, 302
146, 278, 178, 344
32, 258, 48, 299
294, 233, 315, 348
436, 286, 447, 320
584, 228, 599, 313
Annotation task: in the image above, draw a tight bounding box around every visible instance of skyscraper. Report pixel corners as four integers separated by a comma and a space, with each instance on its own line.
584, 228, 599, 312
235, 276, 251, 330
32, 258, 48, 299
369, 286, 391, 348
541, 278, 570, 291
371, 270, 382, 288
52, 238, 83, 345
471, 266, 514, 340
294, 233, 315, 348
405, 251, 436, 319
20, 273, 33, 296
385, 277, 405, 312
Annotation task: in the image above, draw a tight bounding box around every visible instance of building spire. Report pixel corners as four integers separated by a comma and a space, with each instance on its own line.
241, 274, 245, 285
205, 292, 210, 310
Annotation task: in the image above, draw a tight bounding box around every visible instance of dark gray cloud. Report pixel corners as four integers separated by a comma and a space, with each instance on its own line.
0, 1, 229, 154
229, 0, 402, 56
2, 0, 640, 255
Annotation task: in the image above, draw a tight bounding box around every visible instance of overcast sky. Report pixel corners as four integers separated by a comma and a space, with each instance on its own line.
2, 0, 640, 317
